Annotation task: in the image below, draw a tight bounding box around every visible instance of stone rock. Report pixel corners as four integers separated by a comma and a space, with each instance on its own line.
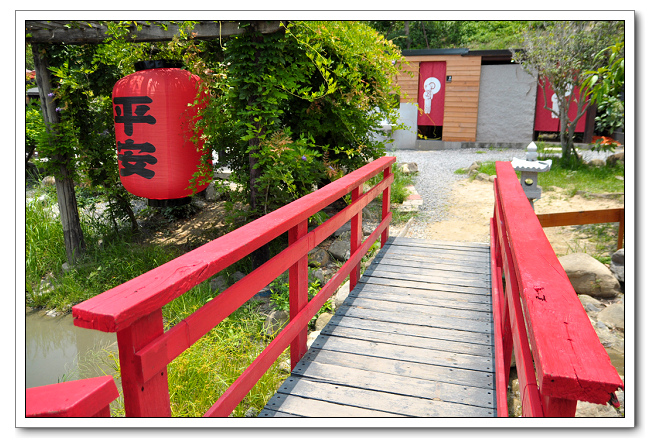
328, 240, 350, 261
45, 309, 59, 317
204, 182, 217, 201
334, 221, 352, 237
232, 271, 246, 282
610, 248, 624, 284
307, 330, 321, 348
558, 253, 620, 298
575, 401, 620, 417
244, 407, 258, 417
607, 151, 624, 166
42, 176, 56, 187
308, 247, 330, 267
578, 294, 605, 318
398, 162, 419, 174
597, 303, 624, 332
264, 310, 289, 336
314, 312, 333, 332
588, 158, 606, 167
468, 161, 481, 173
475, 172, 491, 182
313, 268, 326, 285
209, 275, 228, 293
333, 280, 350, 308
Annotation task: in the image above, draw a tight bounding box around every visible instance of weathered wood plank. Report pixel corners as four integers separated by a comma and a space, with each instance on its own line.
364, 263, 491, 289
310, 333, 494, 372
26, 20, 285, 44
299, 349, 495, 389
338, 296, 493, 323
370, 255, 490, 275
380, 247, 490, 268
359, 276, 492, 300
260, 392, 404, 417
388, 237, 490, 251
382, 244, 490, 260
291, 361, 496, 408
268, 377, 494, 417
350, 284, 493, 312
337, 304, 493, 335
320, 318, 493, 356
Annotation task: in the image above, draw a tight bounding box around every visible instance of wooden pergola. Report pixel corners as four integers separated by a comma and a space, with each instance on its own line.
26, 20, 285, 263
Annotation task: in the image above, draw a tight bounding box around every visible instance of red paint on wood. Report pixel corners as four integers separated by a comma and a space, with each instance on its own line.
494, 162, 623, 407
134, 175, 394, 383
26, 376, 118, 417
490, 218, 509, 417
381, 166, 392, 247
203, 215, 392, 417
494, 182, 544, 417
72, 156, 395, 334
116, 309, 171, 417
350, 186, 363, 291
70, 157, 394, 416
289, 220, 309, 369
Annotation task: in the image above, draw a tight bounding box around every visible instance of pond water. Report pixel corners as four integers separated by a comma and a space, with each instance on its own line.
25, 309, 118, 389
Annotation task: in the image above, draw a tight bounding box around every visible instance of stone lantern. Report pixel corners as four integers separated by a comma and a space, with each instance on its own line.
511, 142, 552, 209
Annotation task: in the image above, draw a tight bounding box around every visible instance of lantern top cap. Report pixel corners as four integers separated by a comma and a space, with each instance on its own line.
511, 157, 552, 172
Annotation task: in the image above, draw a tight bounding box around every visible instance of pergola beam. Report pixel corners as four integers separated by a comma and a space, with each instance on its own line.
25, 20, 285, 45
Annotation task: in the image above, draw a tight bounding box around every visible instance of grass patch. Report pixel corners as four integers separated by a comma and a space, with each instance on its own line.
471, 159, 623, 194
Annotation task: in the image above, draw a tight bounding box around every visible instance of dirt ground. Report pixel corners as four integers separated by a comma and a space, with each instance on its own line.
419, 178, 624, 257
143, 178, 624, 260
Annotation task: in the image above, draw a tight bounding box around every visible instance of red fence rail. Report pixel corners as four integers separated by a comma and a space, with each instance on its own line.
26, 376, 119, 417
66, 156, 395, 417
490, 161, 624, 417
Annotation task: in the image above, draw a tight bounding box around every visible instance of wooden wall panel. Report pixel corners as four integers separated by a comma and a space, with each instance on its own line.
396, 55, 482, 142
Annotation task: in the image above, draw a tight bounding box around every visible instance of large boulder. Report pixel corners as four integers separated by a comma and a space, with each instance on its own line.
558, 253, 620, 298
610, 248, 624, 284
597, 302, 625, 332
328, 240, 350, 261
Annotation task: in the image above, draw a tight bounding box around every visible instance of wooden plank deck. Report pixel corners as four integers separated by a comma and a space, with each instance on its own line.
259, 237, 496, 417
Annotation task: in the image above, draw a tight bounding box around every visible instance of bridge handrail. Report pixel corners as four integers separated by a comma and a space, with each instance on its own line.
71, 156, 395, 417
491, 161, 623, 417
26, 376, 119, 418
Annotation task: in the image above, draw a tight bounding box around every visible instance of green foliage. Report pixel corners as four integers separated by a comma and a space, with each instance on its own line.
511, 21, 623, 165
366, 20, 529, 51
582, 42, 625, 135
199, 21, 404, 219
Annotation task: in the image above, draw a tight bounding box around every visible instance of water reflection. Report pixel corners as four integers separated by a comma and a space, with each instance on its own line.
25, 309, 118, 388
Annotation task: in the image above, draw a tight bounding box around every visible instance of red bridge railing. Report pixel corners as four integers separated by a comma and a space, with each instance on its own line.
490, 161, 624, 417
55, 156, 395, 418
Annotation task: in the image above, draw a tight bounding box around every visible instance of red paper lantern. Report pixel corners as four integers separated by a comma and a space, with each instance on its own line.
112, 61, 211, 205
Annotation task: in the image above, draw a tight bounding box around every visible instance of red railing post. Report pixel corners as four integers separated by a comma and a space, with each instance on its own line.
289, 219, 309, 369
116, 309, 171, 417
350, 185, 363, 291
381, 165, 391, 247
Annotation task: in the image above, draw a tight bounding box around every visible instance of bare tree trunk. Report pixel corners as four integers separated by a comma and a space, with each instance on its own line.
32, 43, 86, 263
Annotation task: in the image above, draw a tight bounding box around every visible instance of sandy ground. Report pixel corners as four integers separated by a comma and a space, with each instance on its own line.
418, 178, 624, 257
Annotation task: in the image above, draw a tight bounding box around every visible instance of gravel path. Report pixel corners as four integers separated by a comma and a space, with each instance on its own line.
390, 148, 522, 228
389, 147, 618, 238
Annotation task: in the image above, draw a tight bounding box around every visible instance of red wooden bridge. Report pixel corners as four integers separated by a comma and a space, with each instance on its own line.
25, 156, 623, 419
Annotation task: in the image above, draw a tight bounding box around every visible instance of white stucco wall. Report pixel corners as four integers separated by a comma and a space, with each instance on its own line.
476, 65, 537, 143
391, 102, 418, 150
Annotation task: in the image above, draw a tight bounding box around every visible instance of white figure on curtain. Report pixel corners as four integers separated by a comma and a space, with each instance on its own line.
422, 77, 441, 114
551, 83, 573, 118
